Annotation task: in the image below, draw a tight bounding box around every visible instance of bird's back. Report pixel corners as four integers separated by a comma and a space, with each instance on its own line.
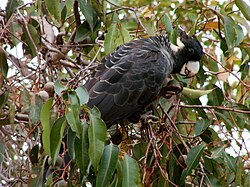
85, 36, 175, 127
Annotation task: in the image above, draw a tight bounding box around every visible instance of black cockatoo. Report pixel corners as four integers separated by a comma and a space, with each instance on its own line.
85, 30, 203, 128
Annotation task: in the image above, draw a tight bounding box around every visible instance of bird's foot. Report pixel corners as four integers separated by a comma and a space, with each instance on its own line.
159, 79, 183, 99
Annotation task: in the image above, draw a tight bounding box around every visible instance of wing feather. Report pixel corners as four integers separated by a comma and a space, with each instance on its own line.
85, 36, 174, 127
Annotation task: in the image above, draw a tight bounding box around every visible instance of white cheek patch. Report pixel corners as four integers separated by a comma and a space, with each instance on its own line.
180, 61, 200, 77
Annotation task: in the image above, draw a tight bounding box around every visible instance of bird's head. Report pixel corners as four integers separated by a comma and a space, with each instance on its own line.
170, 30, 203, 78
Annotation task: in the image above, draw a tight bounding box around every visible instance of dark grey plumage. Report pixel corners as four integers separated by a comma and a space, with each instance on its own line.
85, 30, 203, 128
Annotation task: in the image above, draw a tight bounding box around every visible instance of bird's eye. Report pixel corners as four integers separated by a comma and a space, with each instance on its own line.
188, 48, 194, 55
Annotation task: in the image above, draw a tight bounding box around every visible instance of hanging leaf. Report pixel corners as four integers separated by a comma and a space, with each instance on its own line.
234, 24, 244, 46
40, 98, 53, 156
180, 144, 205, 185
235, 0, 250, 21
22, 24, 41, 57
164, 14, 173, 34
0, 47, 8, 80
104, 20, 119, 54
78, 0, 97, 31
45, 0, 61, 23
221, 15, 236, 50
96, 144, 120, 187
75, 85, 89, 105
6, 0, 19, 21
88, 108, 107, 172
75, 121, 90, 176
122, 154, 139, 187
50, 117, 66, 166
54, 80, 65, 97
65, 91, 82, 138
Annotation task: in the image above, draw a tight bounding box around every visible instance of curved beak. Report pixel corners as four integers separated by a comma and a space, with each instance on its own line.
179, 61, 200, 78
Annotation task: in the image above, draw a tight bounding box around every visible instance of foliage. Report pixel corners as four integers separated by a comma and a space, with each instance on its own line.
0, 0, 250, 186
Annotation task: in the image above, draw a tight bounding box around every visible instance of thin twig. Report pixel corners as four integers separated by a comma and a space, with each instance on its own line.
177, 104, 250, 114
204, 51, 250, 88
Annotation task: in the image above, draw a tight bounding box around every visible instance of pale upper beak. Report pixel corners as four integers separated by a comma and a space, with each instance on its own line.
179, 61, 200, 78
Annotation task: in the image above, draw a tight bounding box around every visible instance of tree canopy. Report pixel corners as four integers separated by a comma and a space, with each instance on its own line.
0, 0, 249, 186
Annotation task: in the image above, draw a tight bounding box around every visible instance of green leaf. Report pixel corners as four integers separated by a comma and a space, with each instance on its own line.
54, 80, 65, 96
40, 98, 53, 156
234, 24, 244, 46
133, 141, 148, 160
28, 166, 44, 187
0, 47, 8, 79
116, 23, 132, 44
214, 110, 234, 130
29, 94, 43, 124
223, 151, 236, 172
6, 0, 19, 21
0, 91, 9, 111
65, 91, 82, 137
104, 21, 119, 54
50, 117, 66, 166
235, 157, 243, 185
75, 121, 90, 176
45, 0, 61, 23
164, 14, 172, 34
67, 128, 76, 161
122, 154, 139, 187
207, 87, 224, 106
235, 0, 250, 21
22, 24, 41, 57
29, 145, 39, 165
96, 144, 120, 187
182, 87, 215, 99
75, 21, 92, 43
180, 144, 205, 185
78, 0, 97, 31
88, 110, 107, 172
194, 119, 212, 136
0, 139, 5, 163
75, 85, 89, 105
204, 174, 223, 187
169, 26, 178, 45
222, 15, 236, 50
10, 22, 22, 46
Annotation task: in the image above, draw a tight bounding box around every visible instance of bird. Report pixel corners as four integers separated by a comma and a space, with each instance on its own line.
85, 30, 203, 128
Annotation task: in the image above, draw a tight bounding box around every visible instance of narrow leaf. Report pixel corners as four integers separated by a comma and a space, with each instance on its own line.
22, 24, 40, 57
0, 47, 8, 78
78, 0, 97, 31
75, 121, 90, 176
65, 91, 82, 137
223, 151, 236, 172
75, 85, 89, 105
222, 15, 236, 50
0, 91, 9, 111
54, 80, 65, 96
45, 0, 61, 23
164, 14, 173, 33
235, 0, 250, 21
50, 117, 66, 166
40, 98, 53, 156
96, 144, 119, 187
88, 110, 107, 172
6, 0, 19, 21
182, 87, 215, 99
67, 128, 76, 161
122, 154, 139, 187
235, 24, 244, 46
180, 144, 205, 185
104, 23, 118, 54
